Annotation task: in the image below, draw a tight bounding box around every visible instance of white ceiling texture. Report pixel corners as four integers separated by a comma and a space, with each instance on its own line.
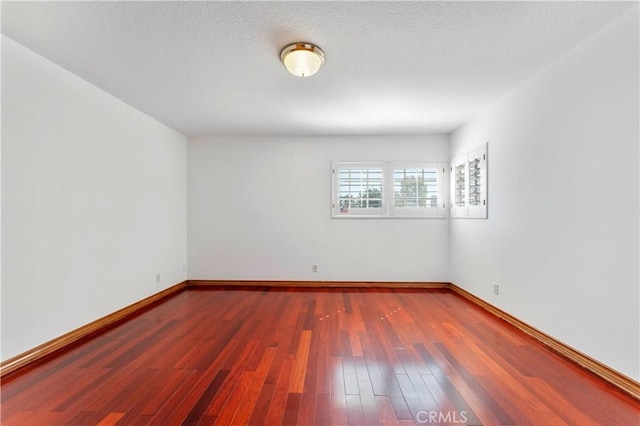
1, 1, 634, 137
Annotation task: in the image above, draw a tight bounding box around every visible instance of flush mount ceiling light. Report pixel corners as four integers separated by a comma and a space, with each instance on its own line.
280, 43, 325, 78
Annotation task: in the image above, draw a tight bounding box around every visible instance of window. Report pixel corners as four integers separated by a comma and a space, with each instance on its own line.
450, 143, 487, 219
332, 162, 446, 218
336, 164, 383, 216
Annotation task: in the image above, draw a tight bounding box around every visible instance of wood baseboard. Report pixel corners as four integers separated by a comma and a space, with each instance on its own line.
0, 281, 188, 379
449, 283, 640, 401
186, 279, 450, 289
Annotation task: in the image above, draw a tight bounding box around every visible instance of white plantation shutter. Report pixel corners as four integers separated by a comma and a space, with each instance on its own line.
332, 161, 446, 218
450, 144, 488, 219
467, 146, 487, 218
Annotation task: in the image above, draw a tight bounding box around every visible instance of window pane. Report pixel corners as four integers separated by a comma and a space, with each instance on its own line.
393, 168, 438, 208
338, 168, 383, 211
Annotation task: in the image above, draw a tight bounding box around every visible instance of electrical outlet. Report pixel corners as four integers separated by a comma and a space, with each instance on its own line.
312, 264, 318, 273
493, 283, 500, 295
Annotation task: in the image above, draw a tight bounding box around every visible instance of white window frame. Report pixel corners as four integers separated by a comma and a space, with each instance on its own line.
331, 161, 447, 219
450, 143, 488, 219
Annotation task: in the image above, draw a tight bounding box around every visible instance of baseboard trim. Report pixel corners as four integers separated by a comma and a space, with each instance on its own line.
0, 281, 188, 379
449, 283, 640, 400
186, 279, 450, 289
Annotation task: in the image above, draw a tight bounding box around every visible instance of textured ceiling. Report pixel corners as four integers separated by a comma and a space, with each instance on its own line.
1, 1, 634, 137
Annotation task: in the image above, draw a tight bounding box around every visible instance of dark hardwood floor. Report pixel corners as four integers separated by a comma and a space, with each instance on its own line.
2, 287, 638, 425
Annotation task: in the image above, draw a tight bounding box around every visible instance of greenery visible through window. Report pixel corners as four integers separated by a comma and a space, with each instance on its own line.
393, 168, 438, 208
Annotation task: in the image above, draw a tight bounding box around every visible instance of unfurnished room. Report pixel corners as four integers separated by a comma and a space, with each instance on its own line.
1, 1, 639, 425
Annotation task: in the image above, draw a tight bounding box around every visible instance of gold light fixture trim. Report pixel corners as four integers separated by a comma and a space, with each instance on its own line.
280, 43, 325, 78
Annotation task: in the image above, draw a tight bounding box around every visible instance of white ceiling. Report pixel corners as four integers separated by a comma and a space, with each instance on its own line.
1, 1, 634, 137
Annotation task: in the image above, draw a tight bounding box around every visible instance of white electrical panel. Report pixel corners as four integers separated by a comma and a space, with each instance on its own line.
450, 143, 487, 219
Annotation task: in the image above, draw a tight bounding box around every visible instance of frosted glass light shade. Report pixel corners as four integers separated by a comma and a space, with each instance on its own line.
280, 43, 325, 77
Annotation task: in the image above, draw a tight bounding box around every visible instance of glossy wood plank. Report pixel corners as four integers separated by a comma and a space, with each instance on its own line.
262, 356, 295, 425
2, 287, 638, 425
290, 330, 312, 393
95, 412, 125, 426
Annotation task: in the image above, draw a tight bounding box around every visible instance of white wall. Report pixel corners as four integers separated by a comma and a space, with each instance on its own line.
450, 7, 639, 380
1, 36, 188, 360
188, 135, 449, 282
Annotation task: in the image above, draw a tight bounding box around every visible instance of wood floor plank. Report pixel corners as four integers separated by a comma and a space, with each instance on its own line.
419, 374, 469, 424
229, 346, 278, 425
213, 370, 254, 425
203, 340, 260, 418
2, 287, 638, 425
297, 332, 319, 425
120, 369, 188, 420
434, 342, 517, 425
374, 395, 400, 426
354, 355, 380, 426
289, 329, 312, 393
315, 393, 332, 425
181, 369, 230, 425
54, 367, 139, 414
395, 373, 428, 420
95, 411, 125, 426
345, 394, 365, 426
247, 343, 287, 425
262, 356, 295, 425
282, 393, 302, 426
145, 370, 200, 425
341, 331, 360, 396
525, 376, 600, 425
329, 355, 349, 426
